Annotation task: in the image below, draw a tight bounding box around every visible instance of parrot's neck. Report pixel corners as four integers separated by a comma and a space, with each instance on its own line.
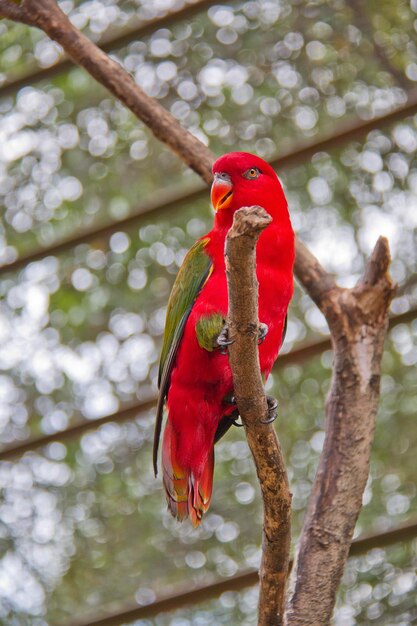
212, 208, 234, 232
212, 200, 292, 238
213, 195, 291, 232
207, 206, 294, 273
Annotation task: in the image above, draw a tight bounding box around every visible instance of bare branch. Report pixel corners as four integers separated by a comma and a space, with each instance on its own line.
285, 238, 396, 625
225, 206, 292, 626
357, 236, 392, 288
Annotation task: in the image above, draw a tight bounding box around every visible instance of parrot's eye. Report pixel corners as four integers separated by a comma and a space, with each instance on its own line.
243, 167, 261, 180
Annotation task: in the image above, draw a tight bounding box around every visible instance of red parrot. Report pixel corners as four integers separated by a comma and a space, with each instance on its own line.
154, 152, 294, 526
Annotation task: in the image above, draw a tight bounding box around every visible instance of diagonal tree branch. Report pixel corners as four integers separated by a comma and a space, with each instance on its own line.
225, 206, 292, 626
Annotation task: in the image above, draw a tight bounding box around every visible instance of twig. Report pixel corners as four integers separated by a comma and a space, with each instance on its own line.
225, 206, 292, 626
285, 237, 396, 625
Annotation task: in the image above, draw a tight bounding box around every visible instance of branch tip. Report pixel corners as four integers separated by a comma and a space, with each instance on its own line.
359, 236, 396, 293
230, 206, 272, 239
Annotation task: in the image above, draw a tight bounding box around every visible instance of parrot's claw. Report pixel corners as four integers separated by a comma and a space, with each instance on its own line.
260, 395, 279, 424
216, 324, 234, 355
222, 398, 244, 427
222, 398, 244, 428
230, 414, 244, 428
224, 394, 277, 424
258, 323, 269, 344
224, 394, 277, 425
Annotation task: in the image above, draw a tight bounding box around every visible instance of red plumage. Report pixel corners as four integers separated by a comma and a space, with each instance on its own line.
157, 152, 294, 526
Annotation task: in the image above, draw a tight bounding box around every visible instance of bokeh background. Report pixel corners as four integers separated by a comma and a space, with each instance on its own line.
0, 0, 416, 624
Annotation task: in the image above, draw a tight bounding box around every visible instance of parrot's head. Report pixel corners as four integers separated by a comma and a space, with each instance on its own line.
211, 152, 288, 223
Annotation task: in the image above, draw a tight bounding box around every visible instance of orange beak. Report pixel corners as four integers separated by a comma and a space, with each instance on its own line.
211, 174, 233, 211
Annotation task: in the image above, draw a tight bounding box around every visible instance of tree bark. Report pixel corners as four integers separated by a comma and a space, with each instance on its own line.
286, 237, 396, 625
225, 207, 292, 626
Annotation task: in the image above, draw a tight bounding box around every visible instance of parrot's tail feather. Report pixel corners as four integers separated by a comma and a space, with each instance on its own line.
188, 449, 214, 527
162, 422, 189, 521
162, 421, 214, 527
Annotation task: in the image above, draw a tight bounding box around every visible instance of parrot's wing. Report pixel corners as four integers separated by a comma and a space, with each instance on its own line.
153, 237, 213, 476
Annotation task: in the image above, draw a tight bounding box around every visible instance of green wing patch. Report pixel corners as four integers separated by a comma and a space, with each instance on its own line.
195, 313, 224, 351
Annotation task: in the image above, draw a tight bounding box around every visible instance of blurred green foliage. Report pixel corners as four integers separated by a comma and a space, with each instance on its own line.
0, 1, 416, 625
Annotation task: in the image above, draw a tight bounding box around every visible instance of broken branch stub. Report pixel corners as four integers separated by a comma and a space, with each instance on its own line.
225, 206, 292, 626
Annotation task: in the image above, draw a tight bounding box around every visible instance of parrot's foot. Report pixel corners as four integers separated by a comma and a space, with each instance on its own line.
224, 394, 277, 425
216, 324, 234, 355
258, 322, 269, 344
260, 395, 279, 424
217, 323, 267, 353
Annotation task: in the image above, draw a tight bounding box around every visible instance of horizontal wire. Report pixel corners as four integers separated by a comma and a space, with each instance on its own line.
2, 88, 417, 277
0, 307, 415, 462
69, 520, 417, 626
